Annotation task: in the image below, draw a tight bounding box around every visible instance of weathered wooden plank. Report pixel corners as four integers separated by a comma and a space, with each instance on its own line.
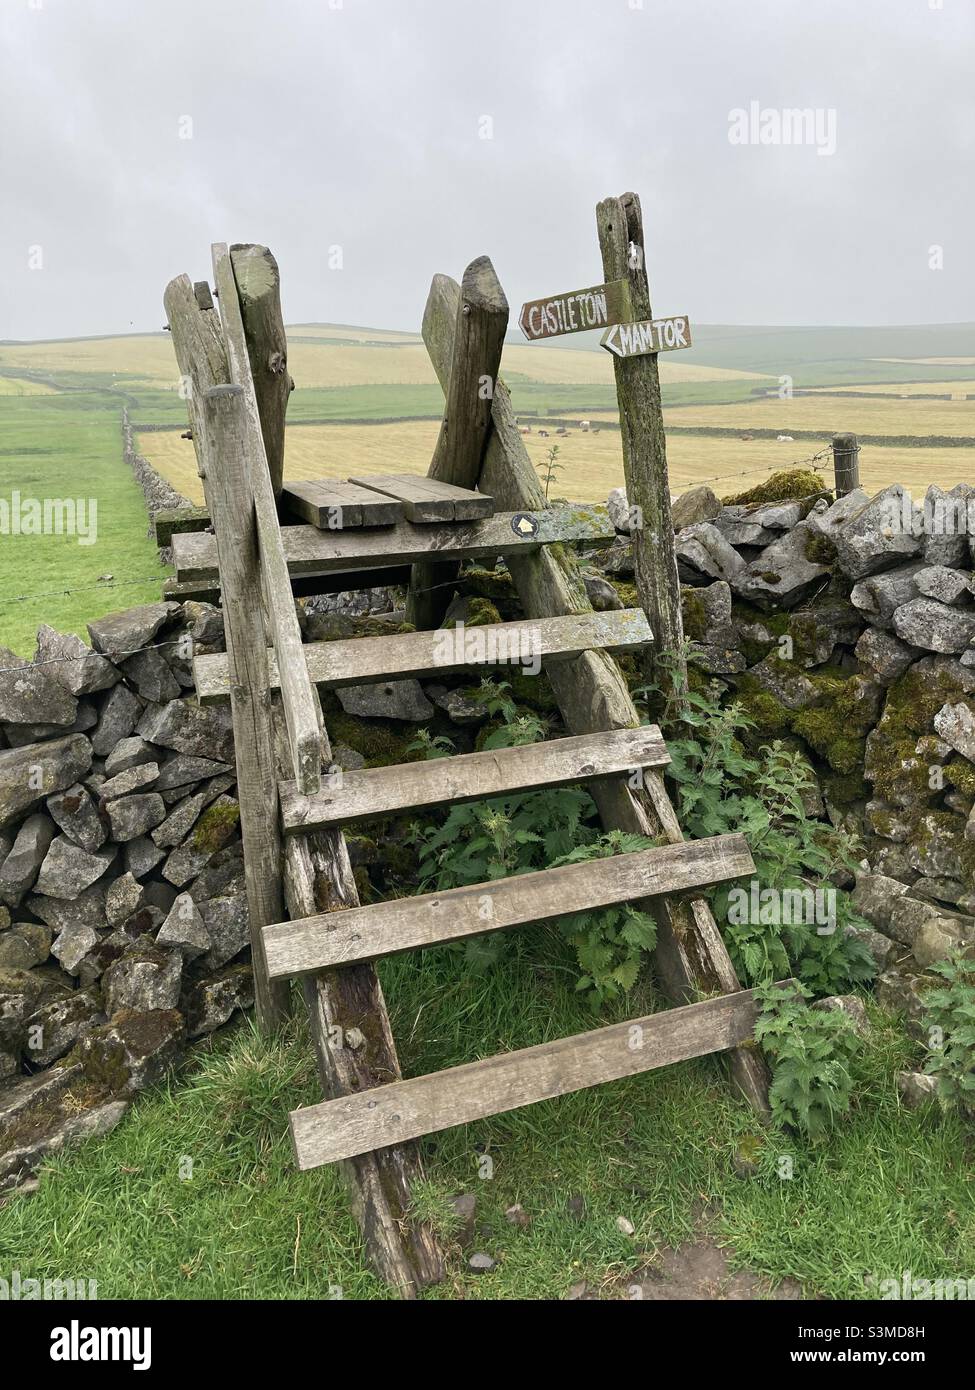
422, 270, 770, 1116
212, 243, 322, 796
172, 505, 617, 583
518, 279, 631, 341
290, 986, 768, 1169
350, 473, 494, 523
229, 244, 291, 498
408, 256, 508, 625
596, 193, 686, 706
162, 273, 229, 487
278, 733, 443, 1295
193, 608, 654, 704
281, 479, 403, 529
199, 385, 290, 1027
154, 505, 212, 547
265, 832, 753, 979
280, 725, 670, 834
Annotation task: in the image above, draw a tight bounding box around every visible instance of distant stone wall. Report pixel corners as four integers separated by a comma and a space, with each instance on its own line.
121, 409, 191, 555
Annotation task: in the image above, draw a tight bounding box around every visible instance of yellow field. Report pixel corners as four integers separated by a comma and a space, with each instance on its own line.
289, 323, 423, 344
0, 331, 771, 390
140, 421, 969, 509
808, 380, 974, 399
665, 393, 975, 437
0, 335, 177, 387
0, 375, 57, 394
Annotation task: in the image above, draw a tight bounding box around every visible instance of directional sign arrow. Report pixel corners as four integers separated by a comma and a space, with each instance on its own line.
601, 315, 692, 359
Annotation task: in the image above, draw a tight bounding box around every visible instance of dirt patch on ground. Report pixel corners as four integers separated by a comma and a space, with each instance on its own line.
569, 1237, 808, 1301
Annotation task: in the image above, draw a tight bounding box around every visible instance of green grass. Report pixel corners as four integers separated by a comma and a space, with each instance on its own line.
2, 930, 971, 1301
0, 394, 171, 655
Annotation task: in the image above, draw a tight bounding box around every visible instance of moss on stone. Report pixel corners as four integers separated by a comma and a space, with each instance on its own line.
325, 710, 423, 768
823, 769, 870, 806
461, 566, 516, 600
804, 532, 837, 566
722, 469, 828, 506
192, 801, 241, 853
946, 757, 975, 799
681, 587, 708, 641
609, 579, 640, 609
791, 670, 876, 773
731, 674, 793, 738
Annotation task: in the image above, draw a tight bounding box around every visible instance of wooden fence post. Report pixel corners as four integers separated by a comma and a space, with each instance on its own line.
596, 192, 687, 709
228, 244, 291, 499
407, 256, 508, 629
199, 384, 291, 1029
832, 432, 860, 497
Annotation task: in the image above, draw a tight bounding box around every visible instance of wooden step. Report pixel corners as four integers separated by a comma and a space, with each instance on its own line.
171, 505, 617, 584
193, 608, 653, 705
289, 985, 769, 1169
281, 479, 404, 529
348, 473, 494, 522
263, 831, 753, 979
279, 725, 669, 833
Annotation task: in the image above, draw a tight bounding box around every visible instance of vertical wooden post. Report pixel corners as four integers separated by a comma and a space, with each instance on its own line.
229, 244, 291, 498
596, 192, 687, 708
199, 384, 290, 1029
406, 256, 508, 629
832, 432, 860, 497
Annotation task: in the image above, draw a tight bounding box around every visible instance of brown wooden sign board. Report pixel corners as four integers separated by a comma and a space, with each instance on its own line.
600, 315, 692, 359
519, 279, 630, 341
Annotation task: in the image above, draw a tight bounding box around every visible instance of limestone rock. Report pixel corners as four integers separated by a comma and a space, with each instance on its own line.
137, 698, 234, 763
607, 486, 631, 532
671, 485, 721, 529
46, 782, 106, 853
86, 602, 180, 662
675, 522, 745, 583
0, 813, 56, 900
730, 522, 829, 609
23, 989, 105, 1066
74, 1009, 185, 1097
104, 794, 166, 842
813, 994, 870, 1037
337, 680, 434, 722
182, 964, 254, 1039
747, 654, 823, 711
833, 484, 922, 580
892, 599, 975, 654
0, 734, 92, 831
919, 484, 973, 567
201, 893, 249, 970
914, 565, 972, 606
843, 924, 898, 972
426, 685, 489, 727
104, 737, 157, 778
805, 488, 869, 541
120, 648, 181, 703
851, 873, 909, 932
105, 872, 146, 927
850, 562, 925, 626
34, 836, 115, 899
854, 628, 917, 685
154, 754, 232, 792
98, 763, 159, 802
35, 624, 120, 697
933, 701, 975, 763
583, 574, 623, 612
156, 892, 209, 959
123, 836, 165, 879
0, 647, 78, 729
897, 1071, 940, 1109
103, 943, 182, 1015
50, 921, 100, 975
875, 969, 931, 1040
0, 923, 52, 971
90, 683, 143, 757
914, 916, 974, 970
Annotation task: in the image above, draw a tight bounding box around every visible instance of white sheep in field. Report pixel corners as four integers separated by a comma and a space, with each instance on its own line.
776, 434, 795, 443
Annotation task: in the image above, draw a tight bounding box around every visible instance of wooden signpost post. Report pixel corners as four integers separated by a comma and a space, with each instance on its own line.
519, 279, 630, 340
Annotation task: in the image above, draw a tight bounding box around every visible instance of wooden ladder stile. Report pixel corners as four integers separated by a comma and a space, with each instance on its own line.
160, 236, 773, 1294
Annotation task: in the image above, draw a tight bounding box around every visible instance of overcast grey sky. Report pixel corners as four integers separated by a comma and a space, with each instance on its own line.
1, 0, 972, 340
